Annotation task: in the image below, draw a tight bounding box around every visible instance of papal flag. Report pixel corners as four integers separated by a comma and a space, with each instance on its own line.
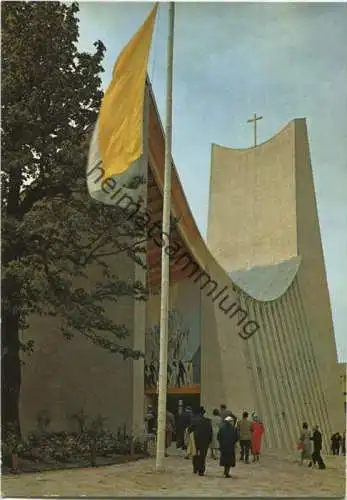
87, 4, 158, 206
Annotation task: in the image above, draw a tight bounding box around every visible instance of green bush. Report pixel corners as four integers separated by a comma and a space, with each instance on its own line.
2, 410, 148, 468
15, 430, 147, 464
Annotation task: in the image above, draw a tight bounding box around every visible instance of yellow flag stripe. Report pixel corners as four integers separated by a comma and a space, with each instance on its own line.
98, 4, 158, 179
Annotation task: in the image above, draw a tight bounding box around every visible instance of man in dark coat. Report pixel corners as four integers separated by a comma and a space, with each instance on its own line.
217, 416, 239, 478
189, 406, 213, 476
309, 425, 326, 469
331, 432, 341, 455
342, 431, 346, 456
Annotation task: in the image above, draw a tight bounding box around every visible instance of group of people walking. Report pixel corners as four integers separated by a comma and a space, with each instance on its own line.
146, 402, 341, 477
177, 404, 265, 478
298, 422, 329, 470
298, 424, 346, 470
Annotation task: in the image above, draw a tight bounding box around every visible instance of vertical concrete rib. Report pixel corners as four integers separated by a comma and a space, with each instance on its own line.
240, 293, 274, 449
283, 286, 316, 430
247, 297, 278, 449
273, 297, 309, 436
238, 292, 256, 415
269, 301, 297, 449
286, 285, 323, 432
261, 301, 295, 450
290, 281, 329, 437
250, 299, 285, 449
293, 281, 332, 449
238, 293, 260, 410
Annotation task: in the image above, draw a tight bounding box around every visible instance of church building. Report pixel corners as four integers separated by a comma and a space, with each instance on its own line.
20, 82, 344, 452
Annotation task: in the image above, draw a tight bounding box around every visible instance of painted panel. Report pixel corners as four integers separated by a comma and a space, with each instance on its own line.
145, 279, 201, 392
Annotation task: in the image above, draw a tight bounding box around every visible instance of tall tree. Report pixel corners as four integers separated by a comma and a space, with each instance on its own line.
1, 1, 148, 436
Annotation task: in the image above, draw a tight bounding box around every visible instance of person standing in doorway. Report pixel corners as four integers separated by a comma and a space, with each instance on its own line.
217, 416, 239, 478
309, 425, 326, 469
237, 411, 253, 464
145, 405, 156, 434
189, 406, 213, 476
176, 402, 184, 449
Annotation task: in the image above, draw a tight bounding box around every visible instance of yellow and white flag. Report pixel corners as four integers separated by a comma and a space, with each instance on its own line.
87, 4, 158, 207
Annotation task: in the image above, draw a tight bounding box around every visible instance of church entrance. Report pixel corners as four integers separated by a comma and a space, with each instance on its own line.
145, 385, 200, 415
146, 387, 200, 442
147, 391, 200, 415
166, 393, 200, 416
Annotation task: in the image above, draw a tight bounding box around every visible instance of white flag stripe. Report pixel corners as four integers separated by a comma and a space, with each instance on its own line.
87, 119, 144, 208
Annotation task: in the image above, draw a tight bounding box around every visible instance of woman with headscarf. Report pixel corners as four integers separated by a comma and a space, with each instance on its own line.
217, 416, 239, 478
251, 413, 264, 462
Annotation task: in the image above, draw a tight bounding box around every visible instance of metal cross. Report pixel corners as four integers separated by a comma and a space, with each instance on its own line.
247, 112, 263, 147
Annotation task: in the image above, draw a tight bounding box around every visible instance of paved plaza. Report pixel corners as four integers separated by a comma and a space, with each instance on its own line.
2, 449, 345, 497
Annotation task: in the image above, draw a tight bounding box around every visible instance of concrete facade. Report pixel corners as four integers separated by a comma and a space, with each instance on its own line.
20, 251, 141, 436
206, 119, 344, 450
19, 89, 344, 456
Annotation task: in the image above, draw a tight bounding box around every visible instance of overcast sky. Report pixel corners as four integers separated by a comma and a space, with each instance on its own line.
78, 2, 347, 362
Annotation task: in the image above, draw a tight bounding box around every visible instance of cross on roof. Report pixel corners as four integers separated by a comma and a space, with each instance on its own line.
247, 113, 263, 147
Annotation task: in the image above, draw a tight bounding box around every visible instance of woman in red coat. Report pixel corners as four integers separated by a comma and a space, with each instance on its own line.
251, 414, 264, 462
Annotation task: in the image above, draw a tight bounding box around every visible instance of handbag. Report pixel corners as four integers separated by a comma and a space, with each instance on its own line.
187, 432, 197, 457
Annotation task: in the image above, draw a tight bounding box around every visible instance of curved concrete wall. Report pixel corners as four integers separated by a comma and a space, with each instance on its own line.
208, 122, 297, 270
206, 118, 344, 447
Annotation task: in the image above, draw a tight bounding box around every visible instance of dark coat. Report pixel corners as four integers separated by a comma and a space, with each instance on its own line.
217, 422, 239, 467
189, 415, 213, 451
311, 429, 322, 452
181, 411, 192, 430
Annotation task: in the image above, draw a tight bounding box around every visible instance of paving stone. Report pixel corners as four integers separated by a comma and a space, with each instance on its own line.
2, 449, 345, 497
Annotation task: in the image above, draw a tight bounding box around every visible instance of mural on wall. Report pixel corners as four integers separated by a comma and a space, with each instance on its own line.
144, 305, 201, 391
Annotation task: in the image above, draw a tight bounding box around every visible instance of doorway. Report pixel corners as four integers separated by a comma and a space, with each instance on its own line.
148, 393, 200, 417
167, 393, 200, 416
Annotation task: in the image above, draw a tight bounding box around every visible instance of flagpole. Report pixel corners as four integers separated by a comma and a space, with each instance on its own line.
155, 1, 175, 472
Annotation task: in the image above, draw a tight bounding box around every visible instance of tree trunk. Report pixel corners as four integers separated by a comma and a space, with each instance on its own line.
2, 167, 23, 440
11, 452, 20, 474
90, 437, 97, 467
1, 310, 22, 439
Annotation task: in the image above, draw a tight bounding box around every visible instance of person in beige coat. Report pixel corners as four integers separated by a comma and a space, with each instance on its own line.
237, 411, 253, 464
